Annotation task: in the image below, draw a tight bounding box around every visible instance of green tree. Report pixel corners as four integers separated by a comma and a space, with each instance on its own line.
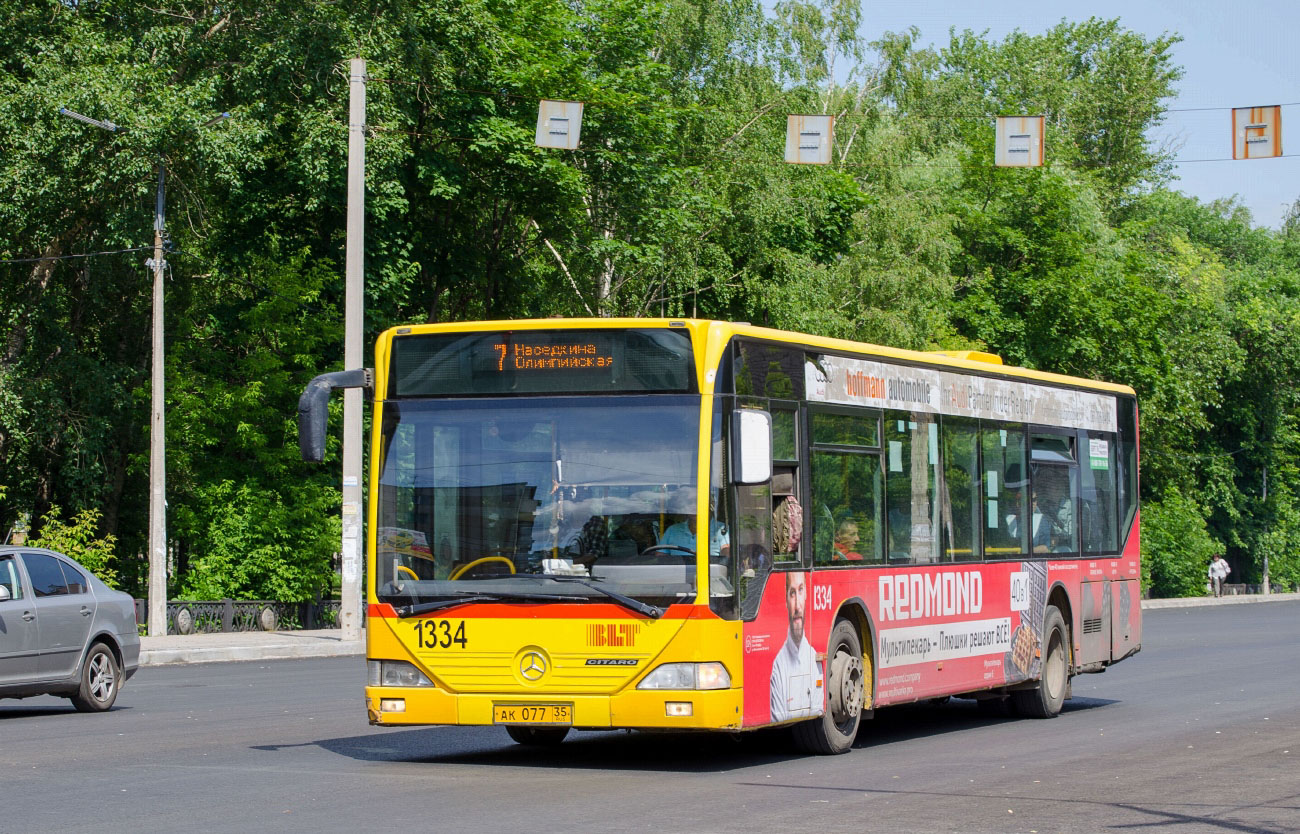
1141, 488, 1217, 597
27, 506, 119, 587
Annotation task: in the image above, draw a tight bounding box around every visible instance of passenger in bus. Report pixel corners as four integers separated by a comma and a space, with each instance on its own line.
832, 519, 864, 561
1051, 494, 1074, 549
573, 515, 609, 565
1031, 496, 1052, 552
999, 464, 1030, 552
658, 489, 730, 558
770, 570, 824, 721
772, 494, 803, 557
1031, 479, 1073, 552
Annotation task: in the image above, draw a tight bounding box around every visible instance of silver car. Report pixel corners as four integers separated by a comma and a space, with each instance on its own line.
0, 546, 140, 711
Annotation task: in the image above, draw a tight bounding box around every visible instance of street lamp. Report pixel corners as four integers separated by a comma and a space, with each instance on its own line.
58, 107, 119, 133
58, 106, 229, 636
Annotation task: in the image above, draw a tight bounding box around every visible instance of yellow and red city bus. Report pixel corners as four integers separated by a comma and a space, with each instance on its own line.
298, 319, 1140, 754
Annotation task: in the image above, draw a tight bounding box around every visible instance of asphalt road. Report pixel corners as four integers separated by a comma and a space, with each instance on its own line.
5, 603, 1299, 834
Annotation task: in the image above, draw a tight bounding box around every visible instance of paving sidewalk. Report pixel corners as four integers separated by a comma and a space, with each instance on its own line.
1140, 591, 1300, 609
139, 628, 364, 666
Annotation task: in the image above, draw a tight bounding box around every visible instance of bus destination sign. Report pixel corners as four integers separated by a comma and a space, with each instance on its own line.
492, 340, 614, 372
390, 328, 694, 397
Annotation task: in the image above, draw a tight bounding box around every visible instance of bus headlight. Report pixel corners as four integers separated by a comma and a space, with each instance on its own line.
637, 662, 731, 691
368, 660, 434, 688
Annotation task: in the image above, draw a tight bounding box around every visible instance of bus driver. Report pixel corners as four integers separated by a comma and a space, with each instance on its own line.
770, 571, 824, 721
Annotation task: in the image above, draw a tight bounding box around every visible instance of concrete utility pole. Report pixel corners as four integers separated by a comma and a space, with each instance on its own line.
339, 58, 366, 641
1263, 465, 1270, 596
148, 162, 167, 636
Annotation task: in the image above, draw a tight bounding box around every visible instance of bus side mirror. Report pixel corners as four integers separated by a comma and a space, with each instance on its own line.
731, 409, 772, 485
298, 368, 374, 462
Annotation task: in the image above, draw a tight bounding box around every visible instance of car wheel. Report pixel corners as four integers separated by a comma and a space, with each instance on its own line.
70, 642, 120, 713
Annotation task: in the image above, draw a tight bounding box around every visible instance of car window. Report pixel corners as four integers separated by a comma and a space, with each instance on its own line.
59, 560, 90, 595
22, 552, 69, 597
0, 555, 23, 600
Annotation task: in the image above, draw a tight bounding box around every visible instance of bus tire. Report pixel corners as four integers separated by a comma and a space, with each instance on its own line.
1011, 605, 1069, 719
793, 619, 864, 755
505, 725, 570, 746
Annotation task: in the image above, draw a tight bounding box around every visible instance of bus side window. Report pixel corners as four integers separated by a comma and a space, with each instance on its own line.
1079, 430, 1118, 554
940, 416, 980, 562
981, 425, 1028, 559
715, 396, 776, 620
885, 413, 940, 564
810, 451, 882, 566
1029, 462, 1078, 553
735, 481, 774, 620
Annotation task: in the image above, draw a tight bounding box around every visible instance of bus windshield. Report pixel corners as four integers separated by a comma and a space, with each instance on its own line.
375, 395, 719, 610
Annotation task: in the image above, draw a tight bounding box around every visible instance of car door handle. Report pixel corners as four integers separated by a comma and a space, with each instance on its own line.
22, 611, 35, 621
80, 606, 93, 616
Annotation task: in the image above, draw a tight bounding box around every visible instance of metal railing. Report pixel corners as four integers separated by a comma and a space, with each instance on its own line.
1219, 583, 1296, 596
133, 599, 353, 634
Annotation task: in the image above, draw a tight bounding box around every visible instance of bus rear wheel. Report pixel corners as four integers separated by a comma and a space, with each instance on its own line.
506, 725, 570, 746
1012, 605, 1069, 718
793, 619, 864, 755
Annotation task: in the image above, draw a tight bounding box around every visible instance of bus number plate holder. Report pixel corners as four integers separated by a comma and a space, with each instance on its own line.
493, 703, 573, 725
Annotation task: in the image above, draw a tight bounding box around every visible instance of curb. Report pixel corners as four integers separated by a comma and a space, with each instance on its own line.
140, 640, 365, 666
1142, 592, 1300, 610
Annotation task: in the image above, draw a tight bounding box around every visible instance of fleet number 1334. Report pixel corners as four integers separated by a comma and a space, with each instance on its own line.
413, 619, 468, 649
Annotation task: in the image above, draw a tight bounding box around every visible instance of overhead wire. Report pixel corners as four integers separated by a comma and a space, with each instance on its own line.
355, 78, 1298, 170
0, 245, 153, 265
1, 245, 332, 318
361, 121, 1298, 169
366, 74, 1300, 118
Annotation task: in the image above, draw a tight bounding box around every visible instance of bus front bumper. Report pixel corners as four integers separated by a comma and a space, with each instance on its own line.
365, 685, 744, 731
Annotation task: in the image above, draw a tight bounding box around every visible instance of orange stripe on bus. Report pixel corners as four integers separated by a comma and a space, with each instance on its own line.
365, 602, 717, 620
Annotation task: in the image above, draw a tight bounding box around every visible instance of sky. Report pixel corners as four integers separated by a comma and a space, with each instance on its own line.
859, 0, 1299, 228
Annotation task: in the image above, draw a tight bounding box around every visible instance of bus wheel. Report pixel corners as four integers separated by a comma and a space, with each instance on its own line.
793, 619, 863, 755
1012, 605, 1069, 719
505, 725, 570, 746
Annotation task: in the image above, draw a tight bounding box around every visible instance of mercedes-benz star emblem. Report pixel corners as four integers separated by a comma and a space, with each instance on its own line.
519, 651, 547, 681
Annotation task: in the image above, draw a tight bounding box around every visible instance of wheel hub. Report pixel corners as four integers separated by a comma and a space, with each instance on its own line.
829, 649, 864, 723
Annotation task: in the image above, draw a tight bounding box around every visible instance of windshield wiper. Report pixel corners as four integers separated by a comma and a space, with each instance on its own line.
394, 591, 586, 618
546, 577, 663, 619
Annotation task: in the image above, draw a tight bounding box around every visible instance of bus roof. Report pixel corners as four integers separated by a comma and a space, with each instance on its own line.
379, 318, 1137, 398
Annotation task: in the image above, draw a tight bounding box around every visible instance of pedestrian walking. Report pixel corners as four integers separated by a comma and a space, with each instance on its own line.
1208, 553, 1231, 597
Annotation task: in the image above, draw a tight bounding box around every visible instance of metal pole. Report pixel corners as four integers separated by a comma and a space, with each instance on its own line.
1262, 465, 1270, 596
340, 58, 366, 641
148, 160, 167, 636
